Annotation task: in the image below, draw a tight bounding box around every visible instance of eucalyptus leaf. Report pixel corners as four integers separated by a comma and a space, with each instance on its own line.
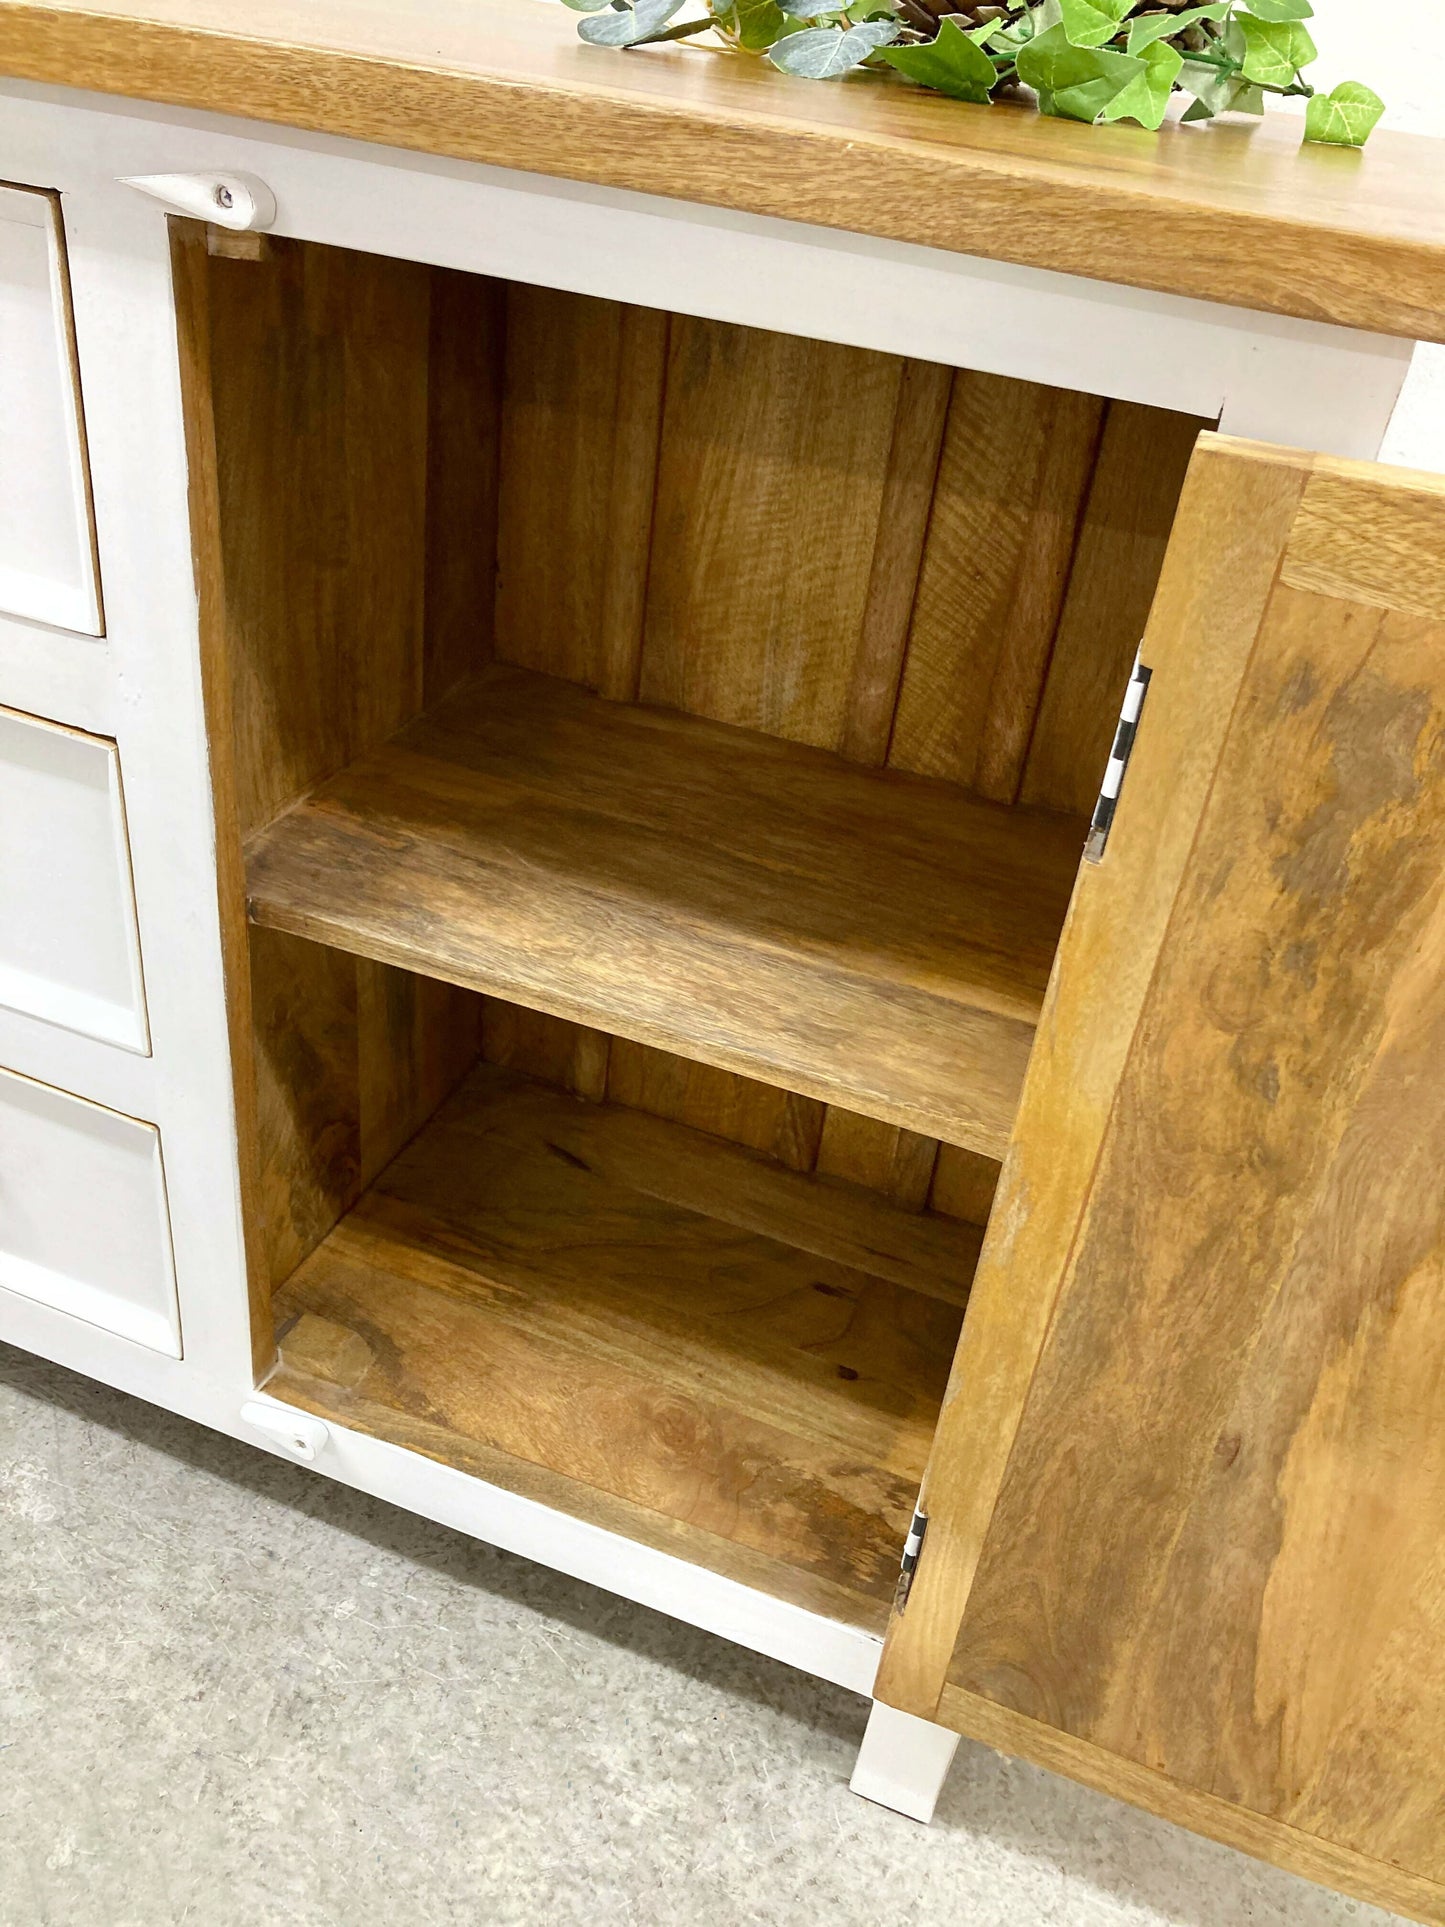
579, 0, 685, 44
883, 15, 998, 100
561, 0, 616, 13
1016, 22, 1143, 119
1099, 37, 1182, 127
766, 17, 898, 74
777, 0, 832, 17
1236, 12, 1316, 85
1304, 78, 1385, 145
1125, 4, 1227, 56
1240, 0, 1313, 18
1057, 0, 1132, 49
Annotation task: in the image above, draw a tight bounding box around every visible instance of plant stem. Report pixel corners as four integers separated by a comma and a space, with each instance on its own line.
629, 14, 718, 43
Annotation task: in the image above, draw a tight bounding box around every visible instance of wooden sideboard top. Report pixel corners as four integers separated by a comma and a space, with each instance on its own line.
3, 0, 1444, 343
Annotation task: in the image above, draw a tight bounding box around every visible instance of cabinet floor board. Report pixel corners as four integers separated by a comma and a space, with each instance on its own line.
245, 665, 1085, 1159
267, 1064, 978, 1625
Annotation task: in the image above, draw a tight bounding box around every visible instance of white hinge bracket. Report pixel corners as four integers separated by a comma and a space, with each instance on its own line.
120, 170, 277, 232
895, 1505, 928, 1613
1085, 649, 1152, 864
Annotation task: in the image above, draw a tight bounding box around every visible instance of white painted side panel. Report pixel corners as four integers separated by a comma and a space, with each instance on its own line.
0, 183, 100, 634
0, 1065, 179, 1355
0, 705, 148, 1050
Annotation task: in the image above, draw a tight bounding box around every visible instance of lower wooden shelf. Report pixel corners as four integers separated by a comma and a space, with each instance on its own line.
244, 665, 1086, 1161
267, 1063, 980, 1629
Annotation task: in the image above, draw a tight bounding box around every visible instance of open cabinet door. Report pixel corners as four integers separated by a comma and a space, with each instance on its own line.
875, 434, 1445, 1920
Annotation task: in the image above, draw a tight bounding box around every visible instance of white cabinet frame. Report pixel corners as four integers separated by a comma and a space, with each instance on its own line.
0, 74, 1421, 1701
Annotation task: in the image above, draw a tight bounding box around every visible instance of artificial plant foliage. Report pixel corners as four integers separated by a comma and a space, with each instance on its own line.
563, 0, 1384, 146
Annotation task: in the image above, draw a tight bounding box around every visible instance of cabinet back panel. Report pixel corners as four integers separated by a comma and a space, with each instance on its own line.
182, 237, 1199, 1345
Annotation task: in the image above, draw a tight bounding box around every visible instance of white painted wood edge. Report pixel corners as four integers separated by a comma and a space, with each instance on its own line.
850, 1700, 961, 1823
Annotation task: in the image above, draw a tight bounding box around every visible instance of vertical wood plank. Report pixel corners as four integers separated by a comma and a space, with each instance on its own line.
874, 439, 1314, 1720
424, 267, 507, 705
639, 315, 903, 751
842, 359, 954, 766
607, 1039, 825, 1172
1022, 401, 1206, 815
889, 374, 1103, 801
481, 1001, 611, 1101
494, 285, 667, 693
929, 1145, 1002, 1227
815, 1109, 938, 1211
205, 236, 433, 834
357, 961, 484, 1185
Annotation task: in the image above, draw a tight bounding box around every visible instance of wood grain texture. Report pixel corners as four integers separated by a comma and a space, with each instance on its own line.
874, 434, 1314, 1716
928, 1144, 1001, 1227
6, 1, 1445, 342
1282, 460, 1445, 622
843, 360, 954, 766
245, 663, 1087, 1157
200, 234, 432, 835
815, 1110, 937, 1211
481, 1000, 610, 1102
891, 438, 1445, 1890
269, 1062, 978, 1626
607, 1040, 825, 1173
424, 267, 505, 704
937, 1686, 1445, 1927
175, 235, 491, 1308
639, 315, 903, 752
1022, 400, 1207, 815
494, 286, 668, 699
889, 375, 1103, 802
169, 220, 273, 1373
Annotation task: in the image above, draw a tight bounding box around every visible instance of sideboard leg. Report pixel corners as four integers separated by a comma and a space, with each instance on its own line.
849, 1699, 960, 1824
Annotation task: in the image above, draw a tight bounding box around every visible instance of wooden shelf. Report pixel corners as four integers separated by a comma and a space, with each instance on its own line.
245, 665, 1085, 1159
5, 0, 1445, 342
268, 1062, 980, 1628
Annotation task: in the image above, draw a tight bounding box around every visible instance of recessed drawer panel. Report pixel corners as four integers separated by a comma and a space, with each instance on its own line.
0, 1067, 180, 1356
0, 706, 149, 1050
0, 183, 100, 635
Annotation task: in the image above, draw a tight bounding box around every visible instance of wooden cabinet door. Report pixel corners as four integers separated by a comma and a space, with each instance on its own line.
876, 434, 1445, 1918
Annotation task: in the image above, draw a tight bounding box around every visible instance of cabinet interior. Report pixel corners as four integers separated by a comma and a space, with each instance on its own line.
179, 230, 1205, 1631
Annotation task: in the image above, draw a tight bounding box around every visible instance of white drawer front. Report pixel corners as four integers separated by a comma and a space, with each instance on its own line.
0, 183, 100, 635
0, 705, 149, 1050
0, 1067, 180, 1355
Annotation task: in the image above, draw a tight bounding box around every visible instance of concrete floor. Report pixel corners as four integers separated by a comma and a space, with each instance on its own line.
0, 1340, 1406, 1927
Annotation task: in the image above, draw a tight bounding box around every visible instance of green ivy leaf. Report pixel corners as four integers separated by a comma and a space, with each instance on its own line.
882, 15, 999, 100
732, 0, 788, 45
1240, 0, 1313, 18
579, 0, 685, 41
1178, 57, 1264, 116
1057, 0, 1133, 49
1099, 37, 1182, 127
1304, 79, 1385, 145
1125, 4, 1228, 55
1236, 13, 1315, 85
1017, 23, 1144, 118
766, 17, 898, 73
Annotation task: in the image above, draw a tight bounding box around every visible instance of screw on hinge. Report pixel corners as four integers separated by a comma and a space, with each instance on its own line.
214, 183, 235, 210
895, 1505, 928, 1613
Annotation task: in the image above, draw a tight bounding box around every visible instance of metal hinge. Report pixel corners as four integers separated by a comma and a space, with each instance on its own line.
1085, 650, 1152, 864
895, 1505, 928, 1612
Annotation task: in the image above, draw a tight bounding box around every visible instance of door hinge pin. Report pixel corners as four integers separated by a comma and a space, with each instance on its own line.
895, 1505, 929, 1612
1085, 649, 1152, 865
